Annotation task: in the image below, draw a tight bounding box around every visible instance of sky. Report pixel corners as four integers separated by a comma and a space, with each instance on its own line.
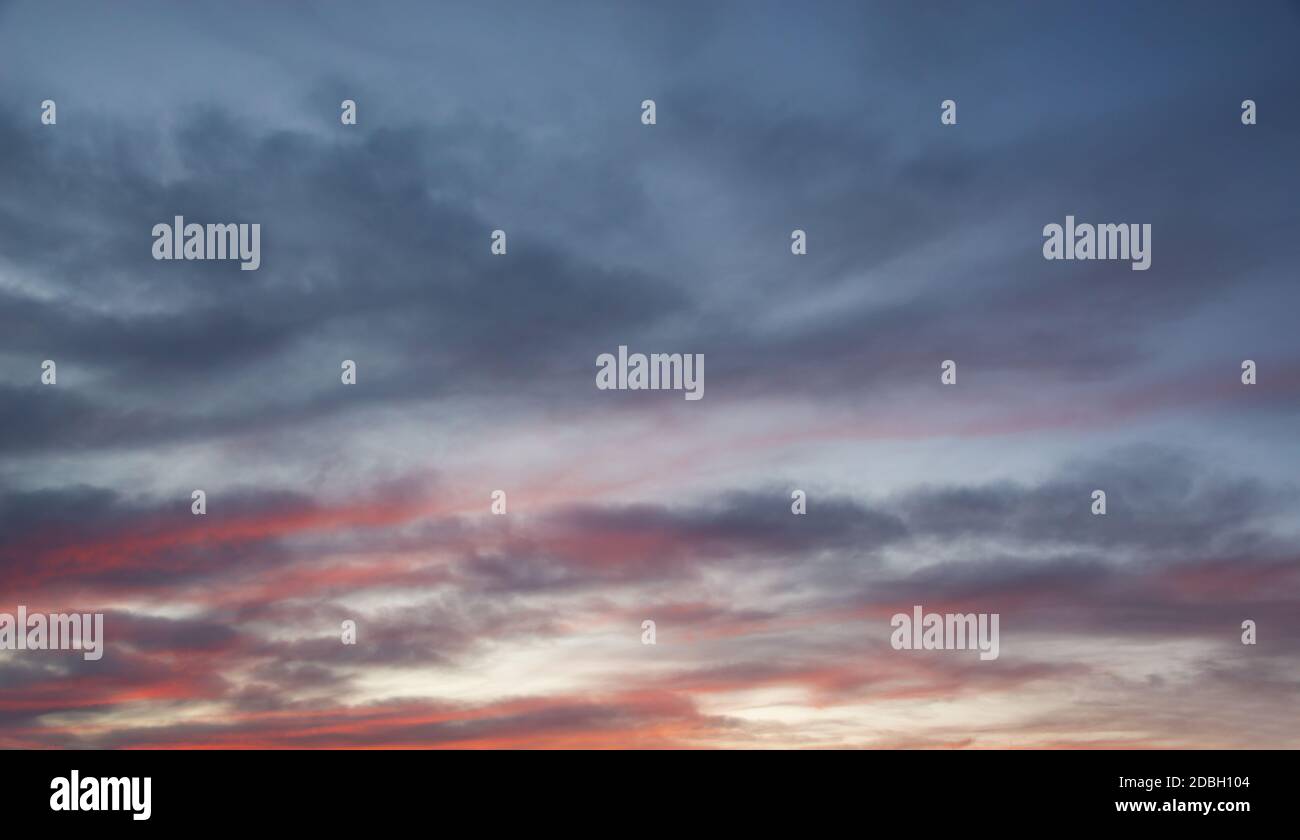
1, 0, 1298, 748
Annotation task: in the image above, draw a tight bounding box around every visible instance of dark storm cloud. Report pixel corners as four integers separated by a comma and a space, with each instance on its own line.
4, 442, 1292, 612
0, 479, 323, 596
108, 611, 243, 653
561, 489, 909, 555
895, 446, 1292, 553
2, 3, 1297, 461
650, 74, 1300, 399
460, 489, 909, 593
0, 382, 187, 454
0, 104, 692, 452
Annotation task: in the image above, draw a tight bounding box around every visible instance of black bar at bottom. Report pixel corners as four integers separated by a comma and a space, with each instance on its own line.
4, 749, 1278, 827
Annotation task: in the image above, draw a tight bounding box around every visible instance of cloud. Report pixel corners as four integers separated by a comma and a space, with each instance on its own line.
2, 0, 1298, 750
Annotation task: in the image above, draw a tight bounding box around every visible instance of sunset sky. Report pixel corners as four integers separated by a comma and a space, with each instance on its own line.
1, 0, 1298, 748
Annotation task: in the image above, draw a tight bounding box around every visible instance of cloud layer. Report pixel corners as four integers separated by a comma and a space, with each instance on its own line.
1, 0, 1297, 748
